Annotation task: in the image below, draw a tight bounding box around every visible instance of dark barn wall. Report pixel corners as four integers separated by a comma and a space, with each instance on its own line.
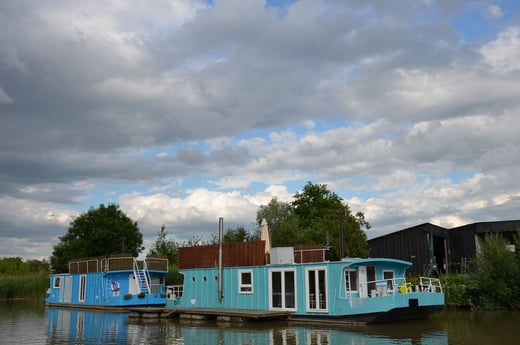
368, 223, 448, 276
371, 220, 520, 275
447, 225, 476, 270
449, 220, 520, 270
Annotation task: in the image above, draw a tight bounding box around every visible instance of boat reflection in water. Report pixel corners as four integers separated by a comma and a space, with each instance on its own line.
46, 308, 129, 344
46, 307, 447, 345
179, 321, 448, 345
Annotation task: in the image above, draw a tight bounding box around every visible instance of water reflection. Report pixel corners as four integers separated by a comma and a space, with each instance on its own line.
176, 321, 447, 345
45, 307, 448, 345
46, 308, 129, 344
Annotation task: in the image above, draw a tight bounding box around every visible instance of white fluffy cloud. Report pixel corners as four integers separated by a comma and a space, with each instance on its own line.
481, 26, 520, 74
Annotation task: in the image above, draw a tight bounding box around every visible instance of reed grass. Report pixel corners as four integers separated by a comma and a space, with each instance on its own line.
0, 274, 49, 299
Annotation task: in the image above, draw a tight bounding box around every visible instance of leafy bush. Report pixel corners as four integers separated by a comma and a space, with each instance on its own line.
441, 273, 477, 307
471, 234, 520, 309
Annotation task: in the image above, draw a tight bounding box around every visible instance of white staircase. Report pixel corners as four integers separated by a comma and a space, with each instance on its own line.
133, 258, 151, 294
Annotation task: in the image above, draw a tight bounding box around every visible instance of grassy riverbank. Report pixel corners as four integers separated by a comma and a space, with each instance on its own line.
0, 274, 49, 300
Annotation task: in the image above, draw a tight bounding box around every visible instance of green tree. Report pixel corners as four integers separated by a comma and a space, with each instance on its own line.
256, 198, 300, 247
148, 225, 182, 285
256, 182, 370, 260
224, 225, 259, 243
50, 204, 143, 273
210, 225, 259, 244
148, 225, 178, 263
293, 182, 344, 225
472, 233, 520, 309
0, 257, 27, 274
25, 259, 51, 274
0, 257, 50, 275
292, 181, 370, 260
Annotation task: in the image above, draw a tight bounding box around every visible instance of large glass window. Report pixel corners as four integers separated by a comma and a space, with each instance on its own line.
272, 271, 282, 308
285, 271, 295, 308
306, 267, 327, 312
270, 269, 296, 310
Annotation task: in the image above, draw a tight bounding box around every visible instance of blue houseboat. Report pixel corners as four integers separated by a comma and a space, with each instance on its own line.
46, 254, 168, 308
167, 239, 444, 324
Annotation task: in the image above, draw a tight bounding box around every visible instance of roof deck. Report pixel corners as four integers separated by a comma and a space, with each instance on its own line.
68, 254, 168, 274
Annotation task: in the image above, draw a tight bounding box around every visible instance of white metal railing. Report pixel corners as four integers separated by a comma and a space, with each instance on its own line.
133, 258, 151, 294
340, 276, 443, 302
166, 285, 183, 300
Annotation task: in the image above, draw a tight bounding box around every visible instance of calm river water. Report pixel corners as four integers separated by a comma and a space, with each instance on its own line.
0, 300, 518, 344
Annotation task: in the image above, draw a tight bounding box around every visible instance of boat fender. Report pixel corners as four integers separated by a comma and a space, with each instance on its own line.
111, 281, 120, 291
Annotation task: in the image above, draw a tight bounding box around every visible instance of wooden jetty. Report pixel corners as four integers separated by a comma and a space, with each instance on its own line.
127, 307, 291, 322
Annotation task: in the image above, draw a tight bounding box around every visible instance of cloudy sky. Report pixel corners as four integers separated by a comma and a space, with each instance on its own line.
1, 0, 520, 260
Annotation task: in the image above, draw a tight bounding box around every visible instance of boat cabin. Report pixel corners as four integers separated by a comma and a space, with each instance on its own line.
167, 241, 444, 323
46, 254, 168, 308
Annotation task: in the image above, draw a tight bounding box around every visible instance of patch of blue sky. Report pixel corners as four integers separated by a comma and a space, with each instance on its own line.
244, 181, 269, 194
338, 188, 374, 202
410, 169, 475, 187
345, 175, 375, 187
452, 8, 497, 42
438, 170, 476, 184
451, 1, 519, 43
283, 179, 308, 193
265, 0, 298, 17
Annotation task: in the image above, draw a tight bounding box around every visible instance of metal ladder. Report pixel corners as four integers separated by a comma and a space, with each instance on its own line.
133, 258, 151, 294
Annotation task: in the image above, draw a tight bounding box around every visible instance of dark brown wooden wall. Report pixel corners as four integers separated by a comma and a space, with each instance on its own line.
179, 240, 267, 269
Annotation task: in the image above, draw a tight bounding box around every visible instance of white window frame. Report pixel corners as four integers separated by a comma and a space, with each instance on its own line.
344, 268, 358, 293
305, 266, 328, 313
382, 270, 395, 291
53, 276, 61, 288
239, 269, 253, 294
79, 274, 86, 303
268, 268, 297, 311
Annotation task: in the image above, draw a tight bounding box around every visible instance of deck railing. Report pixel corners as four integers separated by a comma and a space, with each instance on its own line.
365, 277, 443, 296
67, 255, 168, 274
166, 285, 184, 300
341, 276, 443, 305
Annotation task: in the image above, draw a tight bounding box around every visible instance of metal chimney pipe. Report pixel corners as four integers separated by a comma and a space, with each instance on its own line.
218, 217, 224, 302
